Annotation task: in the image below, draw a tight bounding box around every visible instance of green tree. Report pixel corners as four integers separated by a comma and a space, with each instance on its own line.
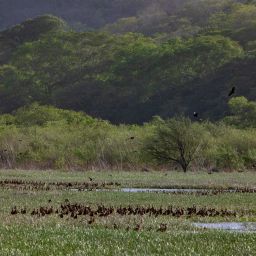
225, 96, 256, 128
145, 117, 208, 172
0, 65, 36, 112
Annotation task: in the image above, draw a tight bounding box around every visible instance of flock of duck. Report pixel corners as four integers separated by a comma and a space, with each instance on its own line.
0, 179, 121, 190
10, 202, 245, 232
1, 179, 255, 195
11, 202, 240, 219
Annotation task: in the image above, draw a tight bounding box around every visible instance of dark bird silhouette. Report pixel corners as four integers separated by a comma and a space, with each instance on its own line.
134, 223, 142, 231
88, 217, 95, 225
228, 86, 236, 97
21, 208, 27, 214
193, 112, 198, 118
89, 177, 93, 182
158, 223, 167, 232
127, 136, 135, 140
11, 206, 18, 215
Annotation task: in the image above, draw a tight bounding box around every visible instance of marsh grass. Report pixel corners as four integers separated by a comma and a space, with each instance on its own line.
0, 224, 255, 256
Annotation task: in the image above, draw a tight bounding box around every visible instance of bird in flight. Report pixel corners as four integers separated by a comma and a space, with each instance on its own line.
228, 86, 236, 97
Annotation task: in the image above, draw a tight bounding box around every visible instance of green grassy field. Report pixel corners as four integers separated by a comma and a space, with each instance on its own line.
0, 170, 255, 255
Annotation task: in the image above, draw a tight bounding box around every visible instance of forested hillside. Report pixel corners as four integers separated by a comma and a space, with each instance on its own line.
0, 0, 256, 123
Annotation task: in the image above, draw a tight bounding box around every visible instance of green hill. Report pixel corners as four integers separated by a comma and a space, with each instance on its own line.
0, 1, 256, 123
0, 15, 67, 64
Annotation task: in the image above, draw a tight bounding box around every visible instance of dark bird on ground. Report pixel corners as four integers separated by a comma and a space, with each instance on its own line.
21, 208, 26, 214
127, 136, 135, 140
134, 223, 142, 231
89, 177, 93, 182
228, 86, 236, 97
193, 112, 198, 118
88, 217, 95, 225
11, 206, 18, 215
158, 223, 167, 232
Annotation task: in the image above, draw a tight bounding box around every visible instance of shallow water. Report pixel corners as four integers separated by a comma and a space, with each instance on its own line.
70, 187, 239, 193
120, 188, 210, 193
193, 222, 256, 232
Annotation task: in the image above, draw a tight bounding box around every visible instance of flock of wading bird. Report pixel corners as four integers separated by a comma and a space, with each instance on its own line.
1, 179, 120, 190
11, 201, 245, 232
3, 178, 256, 194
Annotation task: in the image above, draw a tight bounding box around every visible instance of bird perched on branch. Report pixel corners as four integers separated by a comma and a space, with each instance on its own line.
193, 112, 198, 118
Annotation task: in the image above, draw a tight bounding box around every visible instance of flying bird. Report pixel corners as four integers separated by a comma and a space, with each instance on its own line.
228, 86, 236, 97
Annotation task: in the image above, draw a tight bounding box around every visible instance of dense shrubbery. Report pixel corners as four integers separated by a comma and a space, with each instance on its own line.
0, 102, 256, 172
0, 104, 149, 170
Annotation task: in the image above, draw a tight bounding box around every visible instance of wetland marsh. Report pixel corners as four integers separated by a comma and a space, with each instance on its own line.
0, 170, 255, 255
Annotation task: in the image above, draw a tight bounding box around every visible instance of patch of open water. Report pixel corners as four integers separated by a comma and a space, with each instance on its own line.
193, 222, 256, 232
70, 187, 245, 193
120, 188, 207, 193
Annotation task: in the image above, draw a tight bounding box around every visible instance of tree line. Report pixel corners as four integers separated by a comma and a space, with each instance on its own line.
0, 100, 256, 172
